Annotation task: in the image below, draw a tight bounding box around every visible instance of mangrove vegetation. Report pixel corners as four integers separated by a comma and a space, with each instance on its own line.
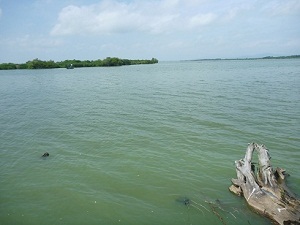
189, 55, 300, 62
0, 57, 159, 70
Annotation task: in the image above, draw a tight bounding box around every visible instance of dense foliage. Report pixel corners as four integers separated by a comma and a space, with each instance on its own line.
0, 57, 159, 70
190, 55, 300, 62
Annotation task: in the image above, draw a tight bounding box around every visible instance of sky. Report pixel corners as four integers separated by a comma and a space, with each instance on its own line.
0, 0, 299, 63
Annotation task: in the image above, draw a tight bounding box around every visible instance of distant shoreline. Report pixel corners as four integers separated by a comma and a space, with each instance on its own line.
185, 55, 300, 62
0, 57, 159, 70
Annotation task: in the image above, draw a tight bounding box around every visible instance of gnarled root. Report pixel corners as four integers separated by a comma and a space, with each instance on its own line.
229, 143, 300, 225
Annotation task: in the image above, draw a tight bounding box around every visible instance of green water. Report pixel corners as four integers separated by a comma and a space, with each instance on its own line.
0, 60, 299, 225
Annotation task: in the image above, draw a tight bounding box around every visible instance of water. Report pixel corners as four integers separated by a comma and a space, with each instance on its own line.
0, 59, 299, 225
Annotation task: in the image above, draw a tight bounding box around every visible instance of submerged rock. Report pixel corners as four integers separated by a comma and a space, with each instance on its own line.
176, 197, 191, 206
42, 152, 49, 157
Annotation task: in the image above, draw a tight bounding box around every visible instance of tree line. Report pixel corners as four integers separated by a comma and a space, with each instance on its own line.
0, 57, 159, 70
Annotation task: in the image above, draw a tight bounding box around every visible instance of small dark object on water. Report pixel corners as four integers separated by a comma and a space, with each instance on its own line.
184, 198, 190, 206
176, 197, 191, 206
42, 152, 49, 157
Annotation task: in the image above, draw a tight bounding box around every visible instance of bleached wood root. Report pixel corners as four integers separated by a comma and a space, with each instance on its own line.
229, 143, 300, 225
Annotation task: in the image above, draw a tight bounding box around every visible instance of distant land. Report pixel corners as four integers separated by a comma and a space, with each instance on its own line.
188, 55, 300, 61
0, 57, 159, 70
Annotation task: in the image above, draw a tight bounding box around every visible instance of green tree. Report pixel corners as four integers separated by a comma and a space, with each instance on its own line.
0, 57, 158, 70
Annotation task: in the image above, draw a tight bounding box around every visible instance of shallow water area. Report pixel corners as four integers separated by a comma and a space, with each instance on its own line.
0, 59, 299, 225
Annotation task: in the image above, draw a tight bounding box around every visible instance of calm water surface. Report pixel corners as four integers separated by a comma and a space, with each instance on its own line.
0, 59, 299, 225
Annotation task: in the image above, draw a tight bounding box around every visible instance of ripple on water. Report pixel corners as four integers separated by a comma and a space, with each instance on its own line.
0, 61, 299, 225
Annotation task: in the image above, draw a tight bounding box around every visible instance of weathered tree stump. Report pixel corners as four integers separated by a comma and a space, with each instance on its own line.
229, 143, 300, 225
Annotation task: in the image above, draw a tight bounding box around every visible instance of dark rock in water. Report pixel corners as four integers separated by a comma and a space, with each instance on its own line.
176, 197, 191, 206
42, 152, 49, 157
215, 199, 222, 204
183, 198, 190, 206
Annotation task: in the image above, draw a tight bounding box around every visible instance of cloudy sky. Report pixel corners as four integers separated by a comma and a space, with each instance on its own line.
0, 0, 299, 62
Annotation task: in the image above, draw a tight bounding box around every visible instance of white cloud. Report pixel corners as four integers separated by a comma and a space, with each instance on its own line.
188, 13, 217, 28
241, 39, 279, 52
2, 34, 63, 50
263, 0, 300, 16
166, 40, 188, 49
283, 38, 300, 48
51, 3, 146, 35
50, 0, 218, 36
2, 0, 299, 62
221, 3, 253, 21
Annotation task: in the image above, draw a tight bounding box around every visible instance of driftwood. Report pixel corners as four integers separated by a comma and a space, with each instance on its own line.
229, 143, 300, 225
